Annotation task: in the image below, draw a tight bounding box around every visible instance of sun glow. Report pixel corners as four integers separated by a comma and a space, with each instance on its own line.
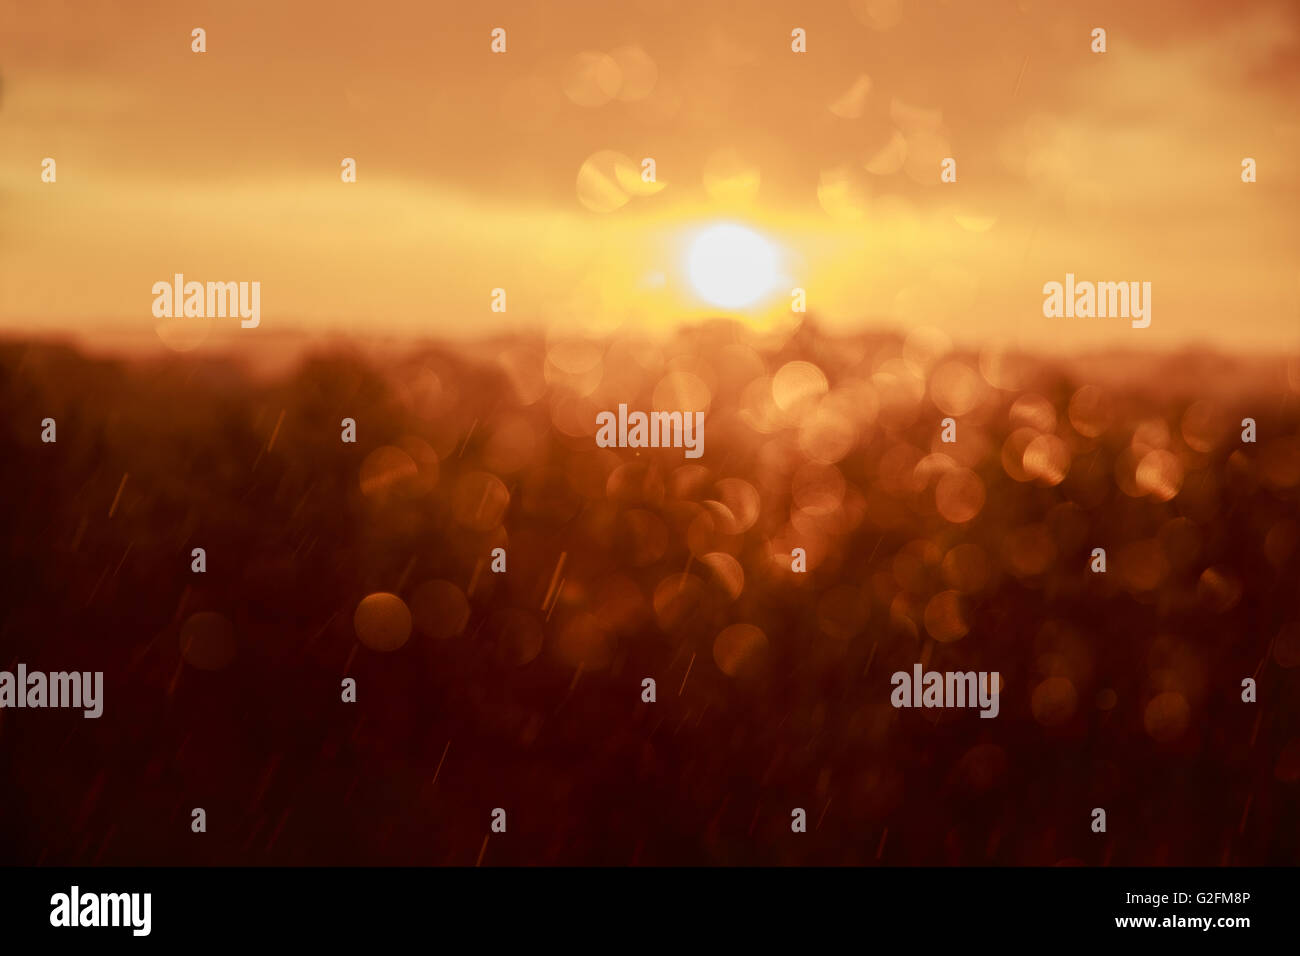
685, 223, 781, 310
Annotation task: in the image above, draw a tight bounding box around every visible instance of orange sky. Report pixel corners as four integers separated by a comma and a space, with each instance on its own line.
1, 0, 1297, 353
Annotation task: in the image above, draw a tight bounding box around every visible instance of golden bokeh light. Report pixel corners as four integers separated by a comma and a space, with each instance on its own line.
713, 623, 769, 678
353, 593, 413, 652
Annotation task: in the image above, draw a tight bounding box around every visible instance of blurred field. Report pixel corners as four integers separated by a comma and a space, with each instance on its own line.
1, 321, 1298, 865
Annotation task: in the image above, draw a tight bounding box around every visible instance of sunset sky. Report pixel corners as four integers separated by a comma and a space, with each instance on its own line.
1, 0, 1297, 352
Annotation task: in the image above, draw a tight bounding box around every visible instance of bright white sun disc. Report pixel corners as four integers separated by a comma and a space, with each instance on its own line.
686, 224, 780, 309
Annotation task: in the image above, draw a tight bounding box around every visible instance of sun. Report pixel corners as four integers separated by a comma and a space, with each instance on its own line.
686, 223, 781, 310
